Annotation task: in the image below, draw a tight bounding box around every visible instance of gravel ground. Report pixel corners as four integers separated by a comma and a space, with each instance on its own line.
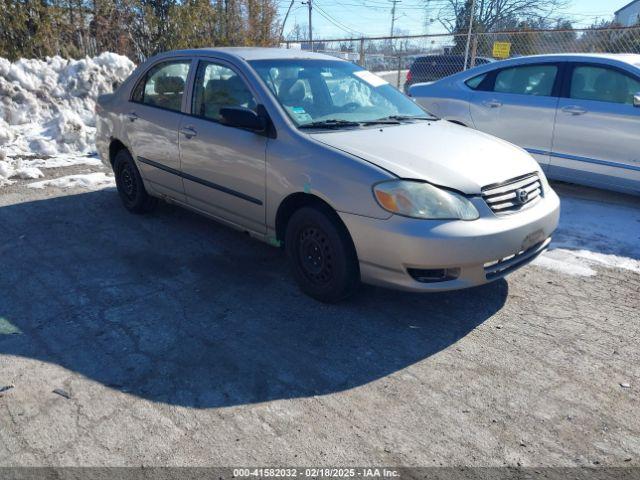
0, 162, 638, 467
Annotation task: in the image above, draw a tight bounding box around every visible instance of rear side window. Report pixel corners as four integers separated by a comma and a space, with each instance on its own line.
191, 62, 257, 122
466, 73, 487, 90
132, 60, 191, 112
570, 65, 640, 104
494, 65, 558, 96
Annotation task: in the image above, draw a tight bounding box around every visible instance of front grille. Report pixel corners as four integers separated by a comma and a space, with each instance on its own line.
482, 173, 542, 215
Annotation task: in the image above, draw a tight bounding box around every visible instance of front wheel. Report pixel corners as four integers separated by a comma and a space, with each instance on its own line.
113, 149, 157, 214
285, 206, 360, 303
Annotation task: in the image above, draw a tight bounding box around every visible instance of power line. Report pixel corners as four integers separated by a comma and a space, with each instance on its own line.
314, 1, 366, 36
282, 0, 617, 39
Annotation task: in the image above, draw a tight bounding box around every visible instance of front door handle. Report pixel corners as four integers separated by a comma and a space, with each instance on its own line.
126, 112, 138, 122
562, 105, 587, 115
180, 127, 197, 139
482, 99, 502, 108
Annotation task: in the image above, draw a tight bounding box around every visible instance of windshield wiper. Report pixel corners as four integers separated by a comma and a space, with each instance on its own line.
299, 119, 362, 129
377, 115, 439, 122
298, 116, 436, 130
359, 119, 402, 125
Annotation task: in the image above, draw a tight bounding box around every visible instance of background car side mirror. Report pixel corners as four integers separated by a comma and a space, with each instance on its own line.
634, 93, 640, 107
220, 107, 266, 132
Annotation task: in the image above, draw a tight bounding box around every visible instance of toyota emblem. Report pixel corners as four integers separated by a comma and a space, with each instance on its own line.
515, 188, 529, 204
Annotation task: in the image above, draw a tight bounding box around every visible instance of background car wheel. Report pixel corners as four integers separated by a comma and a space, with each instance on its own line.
113, 149, 158, 214
285, 205, 360, 303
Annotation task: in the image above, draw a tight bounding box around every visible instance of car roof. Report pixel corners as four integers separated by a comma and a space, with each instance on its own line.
492, 53, 640, 68
156, 47, 344, 62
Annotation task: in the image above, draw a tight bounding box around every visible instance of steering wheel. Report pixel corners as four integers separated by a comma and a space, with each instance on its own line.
341, 102, 360, 112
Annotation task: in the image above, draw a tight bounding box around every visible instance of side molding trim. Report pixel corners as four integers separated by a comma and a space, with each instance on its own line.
137, 156, 263, 206
525, 148, 640, 173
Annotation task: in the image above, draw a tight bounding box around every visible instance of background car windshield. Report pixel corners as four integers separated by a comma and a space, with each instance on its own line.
249, 59, 428, 125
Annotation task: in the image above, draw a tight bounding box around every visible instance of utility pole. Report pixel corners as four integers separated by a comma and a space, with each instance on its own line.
279, 0, 296, 42
463, 0, 476, 70
424, 0, 432, 34
389, 0, 401, 37
307, 0, 313, 52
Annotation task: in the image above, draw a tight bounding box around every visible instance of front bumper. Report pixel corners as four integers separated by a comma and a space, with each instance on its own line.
339, 188, 560, 292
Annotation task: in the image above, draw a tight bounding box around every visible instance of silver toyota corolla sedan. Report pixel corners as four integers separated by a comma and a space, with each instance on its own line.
409, 53, 640, 196
96, 48, 560, 302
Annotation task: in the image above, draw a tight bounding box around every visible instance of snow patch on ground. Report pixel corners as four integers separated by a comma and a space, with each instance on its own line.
0, 158, 44, 184
0, 53, 135, 182
533, 192, 640, 276
28, 172, 115, 190
23, 155, 102, 169
533, 249, 597, 277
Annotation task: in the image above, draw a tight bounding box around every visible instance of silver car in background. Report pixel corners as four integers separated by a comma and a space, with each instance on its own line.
96, 48, 559, 302
409, 54, 640, 196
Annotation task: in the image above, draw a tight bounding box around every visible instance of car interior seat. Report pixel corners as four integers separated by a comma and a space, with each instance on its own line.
593, 71, 628, 104
278, 78, 307, 106
202, 76, 254, 120
152, 76, 185, 110
570, 71, 587, 99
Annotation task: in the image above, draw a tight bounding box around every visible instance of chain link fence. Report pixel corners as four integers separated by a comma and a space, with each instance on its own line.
284, 26, 640, 91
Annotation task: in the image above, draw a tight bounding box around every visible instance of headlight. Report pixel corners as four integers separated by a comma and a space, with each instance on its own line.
373, 180, 479, 220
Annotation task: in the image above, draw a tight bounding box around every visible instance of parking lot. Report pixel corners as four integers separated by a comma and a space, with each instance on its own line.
0, 161, 638, 467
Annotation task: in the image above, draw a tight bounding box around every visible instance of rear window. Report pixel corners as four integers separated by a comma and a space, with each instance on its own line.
466, 73, 487, 90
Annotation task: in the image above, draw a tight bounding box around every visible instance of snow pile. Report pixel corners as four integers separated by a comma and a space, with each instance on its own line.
0, 157, 44, 180
534, 192, 640, 276
0, 52, 135, 184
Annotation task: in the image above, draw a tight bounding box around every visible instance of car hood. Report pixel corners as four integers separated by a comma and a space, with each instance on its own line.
310, 121, 541, 195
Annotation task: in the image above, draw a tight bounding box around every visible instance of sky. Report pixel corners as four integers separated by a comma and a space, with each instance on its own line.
279, 0, 633, 40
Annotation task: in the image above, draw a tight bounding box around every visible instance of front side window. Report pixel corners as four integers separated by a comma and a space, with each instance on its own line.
570, 65, 640, 105
249, 59, 428, 126
132, 60, 190, 112
192, 61, 257, 121
494, 64, 558, 96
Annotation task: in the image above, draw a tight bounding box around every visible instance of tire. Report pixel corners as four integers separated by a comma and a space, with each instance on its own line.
285, 205, 360, 303
113, 149, 157, 214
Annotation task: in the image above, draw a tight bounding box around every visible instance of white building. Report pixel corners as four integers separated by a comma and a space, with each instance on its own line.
615, 0, 640, 26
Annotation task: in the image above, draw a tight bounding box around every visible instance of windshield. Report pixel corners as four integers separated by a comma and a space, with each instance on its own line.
249, 59, 433, 128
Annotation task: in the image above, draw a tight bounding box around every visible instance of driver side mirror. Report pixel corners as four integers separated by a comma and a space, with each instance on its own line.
634, 93, 640, 107
220, 107, 267, 132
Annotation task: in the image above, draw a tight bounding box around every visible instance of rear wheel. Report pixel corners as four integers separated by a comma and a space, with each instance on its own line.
285, 206, 360, 303
113, 149, 157, 214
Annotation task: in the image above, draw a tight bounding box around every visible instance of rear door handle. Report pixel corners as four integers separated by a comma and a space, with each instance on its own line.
482, 99, 502, 108
180, 127, 197, 139
562, 105, 587, 115
126, 112, 138, 122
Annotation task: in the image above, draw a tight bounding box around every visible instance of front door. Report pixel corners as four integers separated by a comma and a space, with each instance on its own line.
550, 63, 640, 192
179, 59, 267, 233
127, 58, 192, 202
469, 62, 562, 170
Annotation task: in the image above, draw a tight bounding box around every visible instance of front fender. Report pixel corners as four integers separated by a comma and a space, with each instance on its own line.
265, 131, 394, 235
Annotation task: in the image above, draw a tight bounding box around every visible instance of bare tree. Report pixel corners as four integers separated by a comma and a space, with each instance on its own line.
437, 0, 571, 33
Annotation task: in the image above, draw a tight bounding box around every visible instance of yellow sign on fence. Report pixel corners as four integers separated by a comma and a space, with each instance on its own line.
492, 41, 511, 59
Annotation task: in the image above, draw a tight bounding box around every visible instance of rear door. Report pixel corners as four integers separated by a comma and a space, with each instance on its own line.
550, 62, 640, 192
468, 62, 563, 170
126, 58, 193, 201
